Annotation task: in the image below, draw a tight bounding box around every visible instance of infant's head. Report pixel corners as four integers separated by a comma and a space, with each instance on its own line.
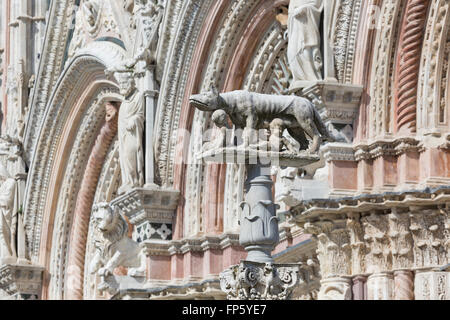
211, 110, 228, 128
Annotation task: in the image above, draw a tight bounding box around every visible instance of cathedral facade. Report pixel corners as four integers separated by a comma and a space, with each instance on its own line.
0, 0, 449, 300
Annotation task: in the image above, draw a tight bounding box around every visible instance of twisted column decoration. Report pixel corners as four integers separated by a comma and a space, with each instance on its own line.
394, 270, 415, 300
395, 0, 431, 134
66, 102, 119, 300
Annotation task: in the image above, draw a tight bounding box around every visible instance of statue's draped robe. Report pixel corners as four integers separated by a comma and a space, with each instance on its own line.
287, 0, 324, 82
0, 178, 18, 259
118, 91, 145, 194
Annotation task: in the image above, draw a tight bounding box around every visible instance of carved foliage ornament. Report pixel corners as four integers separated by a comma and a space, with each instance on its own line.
219, 261, 301, 300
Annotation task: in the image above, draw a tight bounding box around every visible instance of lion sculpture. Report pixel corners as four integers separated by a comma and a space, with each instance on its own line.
89, 203, 146, 280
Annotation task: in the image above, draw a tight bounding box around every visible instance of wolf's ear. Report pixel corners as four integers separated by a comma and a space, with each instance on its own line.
211, 85, 219, 96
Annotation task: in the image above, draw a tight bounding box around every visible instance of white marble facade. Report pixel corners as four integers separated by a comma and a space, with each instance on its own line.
0, 0, 448, 300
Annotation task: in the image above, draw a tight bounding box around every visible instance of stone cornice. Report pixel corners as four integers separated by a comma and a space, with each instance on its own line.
354, 137, 424, 161
290, 186, 450, 222
111, 279, 225, 300
168, 233, 240, 255
322, 142, 356, 162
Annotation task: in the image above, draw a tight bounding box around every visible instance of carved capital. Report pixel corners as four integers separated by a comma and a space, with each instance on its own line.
0, 264, 44, 300
219, 261, 303, 300
304, 220, 351, 279
111, 187, 180, 242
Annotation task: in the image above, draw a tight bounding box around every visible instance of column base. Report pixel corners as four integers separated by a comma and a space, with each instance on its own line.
318, 277, 352, 300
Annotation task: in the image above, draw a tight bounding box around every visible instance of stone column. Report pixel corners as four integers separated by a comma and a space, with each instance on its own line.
394, 270, 415, 300
304, 220, 353, 300
367, 272, 394, 300
143, 66, 158, 188
239, 164, 279, 263
414, 271, 450, 300
352, 275, 367, 300
318, 277, 352, 300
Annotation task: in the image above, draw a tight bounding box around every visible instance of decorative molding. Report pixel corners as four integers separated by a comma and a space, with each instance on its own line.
65, 101, 119, 300
417, 0, 450, 134
111, 279, 225, 300
354, 137, 424, 161
24, 0, 76, 162
368, 0, 404, 138
23, 43, 126, 263
395, 0, 432, 134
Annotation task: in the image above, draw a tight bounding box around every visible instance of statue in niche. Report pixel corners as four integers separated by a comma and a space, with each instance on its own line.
112, 70, 145, 195
0, 163, 18, 264
190, 90, 333, 154
287, 0, 324, 85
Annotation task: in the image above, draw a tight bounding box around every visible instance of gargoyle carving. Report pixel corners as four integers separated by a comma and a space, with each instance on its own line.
189, 90, 333, 154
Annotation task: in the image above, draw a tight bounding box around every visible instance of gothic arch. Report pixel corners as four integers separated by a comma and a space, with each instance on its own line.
22, 41, 126, 299
172, 0, 290, 239
417, 0, 450, 135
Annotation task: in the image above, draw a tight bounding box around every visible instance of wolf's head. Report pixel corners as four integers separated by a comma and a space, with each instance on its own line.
189, 88, 222, 112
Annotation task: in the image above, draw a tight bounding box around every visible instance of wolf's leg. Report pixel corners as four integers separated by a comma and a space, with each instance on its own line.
297, 117, 321, 153
281, 137, 298, 153
287, 128, 308, 151
305, 121, 321, 153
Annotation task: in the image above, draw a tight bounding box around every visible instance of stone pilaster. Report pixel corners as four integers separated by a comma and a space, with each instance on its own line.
291, 190, 450, 300
367, 272, 394, 300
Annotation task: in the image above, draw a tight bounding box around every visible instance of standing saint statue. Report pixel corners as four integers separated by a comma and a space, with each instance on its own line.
115, 71, 145, 195
0, 163, 18, 264
287, 0, 324, 85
